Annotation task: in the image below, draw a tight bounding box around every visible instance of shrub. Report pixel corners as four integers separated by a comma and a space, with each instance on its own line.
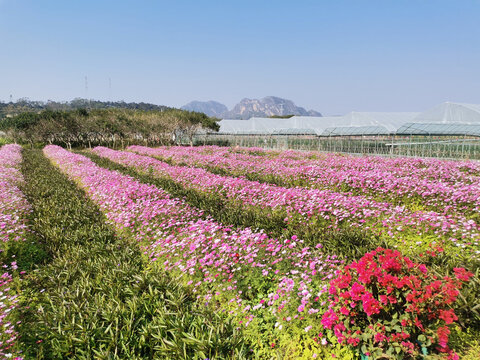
321, 248, 473, 359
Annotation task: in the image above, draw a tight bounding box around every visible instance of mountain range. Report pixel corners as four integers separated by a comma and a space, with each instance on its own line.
181, 96, 322, 119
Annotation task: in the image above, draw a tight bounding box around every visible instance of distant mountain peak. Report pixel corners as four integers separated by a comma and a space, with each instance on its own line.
181, 97, 322, 119
222, 96, 322, 119
181, 100, 227, 117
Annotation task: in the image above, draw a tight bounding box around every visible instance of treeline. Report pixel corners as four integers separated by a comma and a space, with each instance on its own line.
0, 98, 172, 119
0, 108, 219, 148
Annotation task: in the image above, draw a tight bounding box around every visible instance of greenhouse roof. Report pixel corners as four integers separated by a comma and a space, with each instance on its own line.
215, 102, 480, 136
396, 123, 480, 136
412, 102, 480, 124
339, 112, 419, 132
321, 125, 391, 136
272, 128, 317, 135
217, 117, 336, 135
217, 113, 417, 135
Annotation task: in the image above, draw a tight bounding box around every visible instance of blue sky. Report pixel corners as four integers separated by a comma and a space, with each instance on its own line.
0, 0, 479, 114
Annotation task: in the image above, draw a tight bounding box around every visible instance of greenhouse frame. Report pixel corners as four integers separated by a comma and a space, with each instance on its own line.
194, 102, 480, 159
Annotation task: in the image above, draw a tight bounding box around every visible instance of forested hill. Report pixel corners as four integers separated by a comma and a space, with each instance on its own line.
0, 98, 172, 119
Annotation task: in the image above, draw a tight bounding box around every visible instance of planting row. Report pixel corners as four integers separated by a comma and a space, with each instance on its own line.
182, 144, 480, 183
132, 145, 480, 217
0, 144, 29, 359
91, 146, 480, 263
0, 144, 30, 245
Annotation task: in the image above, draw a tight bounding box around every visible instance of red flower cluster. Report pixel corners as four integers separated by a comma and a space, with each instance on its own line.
321, 248, 473, 359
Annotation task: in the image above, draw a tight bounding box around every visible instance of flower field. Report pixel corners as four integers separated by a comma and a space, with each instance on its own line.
91, 146, 480, 260
1, 144, 479, 359
128, 145, 480, 218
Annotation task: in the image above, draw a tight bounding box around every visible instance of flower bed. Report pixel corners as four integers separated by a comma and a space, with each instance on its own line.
0, 144, 30, 360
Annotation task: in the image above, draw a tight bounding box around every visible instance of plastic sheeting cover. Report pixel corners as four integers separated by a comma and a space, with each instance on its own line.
215, 102, 480, 136
413, 102, 480, 124
321, 125, 390, 136
397, 123, 480, 136
217, 113, 418, 135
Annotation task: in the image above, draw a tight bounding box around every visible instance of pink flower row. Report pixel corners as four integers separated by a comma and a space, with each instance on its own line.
0, 145, 31, 244
0, 144, 28, 360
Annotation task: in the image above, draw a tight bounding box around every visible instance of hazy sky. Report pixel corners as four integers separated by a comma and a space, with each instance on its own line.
1, 0, 479, 115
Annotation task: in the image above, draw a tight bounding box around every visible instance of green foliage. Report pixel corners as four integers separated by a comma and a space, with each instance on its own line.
0, 108, 219, 147
268, 115, 295, 119
0, 98, 172, 119
0, 238, 48, 273
18, 149, 251, 359
0, 136, 12, 146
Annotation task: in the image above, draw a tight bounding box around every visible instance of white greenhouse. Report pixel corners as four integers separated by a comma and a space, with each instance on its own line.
195, 102, 480, 159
